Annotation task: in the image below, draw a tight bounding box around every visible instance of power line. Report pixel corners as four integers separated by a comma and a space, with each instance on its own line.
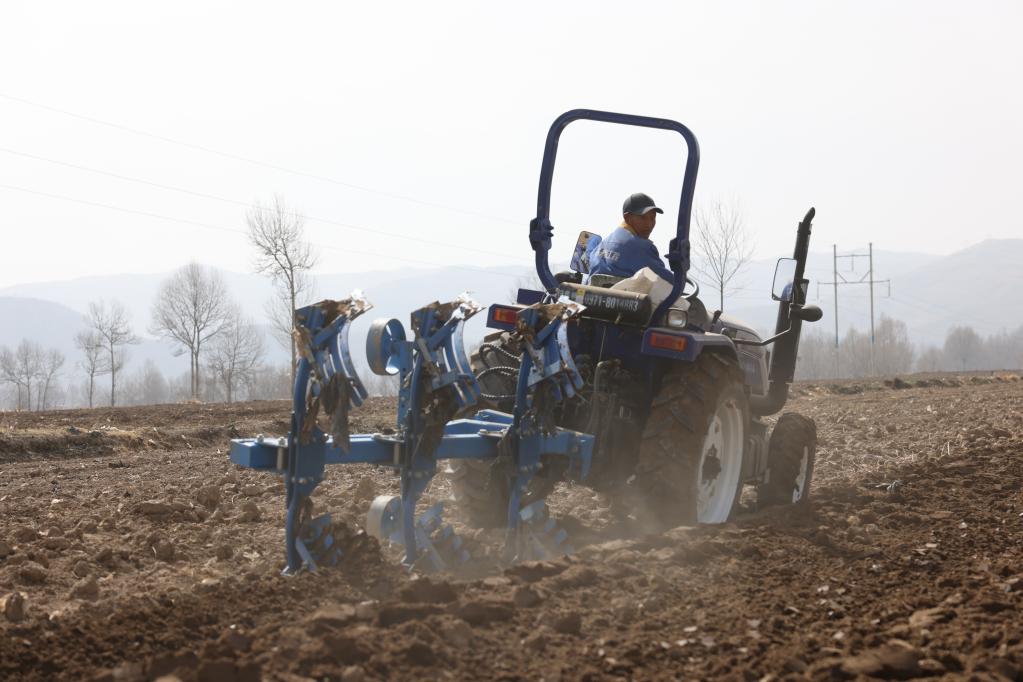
886, 294, 1002, 335
0, 146, 530, 263
0, 91, 521, 227
817, 243, 891, 346
0, 182, 528, 281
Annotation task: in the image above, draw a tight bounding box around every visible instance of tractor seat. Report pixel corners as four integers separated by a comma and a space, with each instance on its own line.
557, 282, 652, 326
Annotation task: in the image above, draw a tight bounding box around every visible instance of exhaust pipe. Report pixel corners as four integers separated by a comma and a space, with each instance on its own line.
750, 207, 815, 417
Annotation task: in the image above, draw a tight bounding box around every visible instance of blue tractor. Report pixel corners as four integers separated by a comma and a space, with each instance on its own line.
229, 109, 823, 573
450, 109, 823, 530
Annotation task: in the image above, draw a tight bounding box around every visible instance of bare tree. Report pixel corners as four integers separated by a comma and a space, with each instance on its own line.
507, 273, 547, 304
265, 269, 316, 356
982, 326, 1023, 370
691, 199, 755, 311
915, 346, 944, 373
207, 308, 265, 403
245, 364, 292, 401
151, 263, 234, 400
871, 315, 915, 376
37, 348, 65, 410
74, 330, 110, 408
247, 195, 318, 385
138, 360, 170, 405
794, 330, 834, 381
943, 325, 982, 372
86, 300, 139, 407
118, 359, 170, 406
0, 340, 42, 410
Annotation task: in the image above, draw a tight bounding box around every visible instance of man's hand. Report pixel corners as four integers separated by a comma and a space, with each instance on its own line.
667, 238, 691, 274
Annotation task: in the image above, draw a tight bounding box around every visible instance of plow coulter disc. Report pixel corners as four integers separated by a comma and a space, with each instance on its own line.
366, 318, 407, 376
366, 494, 403, 542
366, 495, 471, 572
513, 500, 573, 562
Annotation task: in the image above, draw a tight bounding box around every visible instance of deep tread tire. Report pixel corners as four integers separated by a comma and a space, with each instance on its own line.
759, 412, 817, 507
473, 331, 520, 412
631, 353, 749, 528
447, 332, 557, 528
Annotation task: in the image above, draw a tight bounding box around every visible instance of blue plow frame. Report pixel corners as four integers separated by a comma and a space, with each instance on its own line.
229, 294, 594, 573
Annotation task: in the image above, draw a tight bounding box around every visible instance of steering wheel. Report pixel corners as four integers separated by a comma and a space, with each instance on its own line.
683, 276, 700, 300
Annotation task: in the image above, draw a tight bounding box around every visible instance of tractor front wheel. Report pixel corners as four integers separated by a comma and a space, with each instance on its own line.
758, 413, 816, 507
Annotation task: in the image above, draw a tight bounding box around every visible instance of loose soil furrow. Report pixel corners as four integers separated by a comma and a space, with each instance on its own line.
1, 376, 1021, 680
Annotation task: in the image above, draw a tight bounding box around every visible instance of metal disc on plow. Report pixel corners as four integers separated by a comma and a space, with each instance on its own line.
366, 318, 406, 376
366, 494, 403, 542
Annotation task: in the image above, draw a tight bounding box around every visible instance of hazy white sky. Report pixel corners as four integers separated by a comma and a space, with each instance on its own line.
1, 1, 1021, 288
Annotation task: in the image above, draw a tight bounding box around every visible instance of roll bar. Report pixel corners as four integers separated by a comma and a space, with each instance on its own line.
529, 109, 700, 321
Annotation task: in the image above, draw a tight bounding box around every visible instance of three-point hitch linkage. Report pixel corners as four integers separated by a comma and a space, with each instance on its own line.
229, 292, 594, 573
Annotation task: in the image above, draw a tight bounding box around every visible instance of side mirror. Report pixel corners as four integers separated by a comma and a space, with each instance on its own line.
771, 258, 797, 301
791, 304, 823, 322
570, 231, 602, 274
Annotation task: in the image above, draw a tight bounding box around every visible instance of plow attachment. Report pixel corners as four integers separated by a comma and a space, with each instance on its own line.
230, 293, 594, 574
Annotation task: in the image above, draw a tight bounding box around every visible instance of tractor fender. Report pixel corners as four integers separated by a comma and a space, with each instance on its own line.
640, 328, 739, 364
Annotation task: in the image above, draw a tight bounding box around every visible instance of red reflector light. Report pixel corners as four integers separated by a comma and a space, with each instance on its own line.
493, 306, 518, 324
649, 332, 687, 352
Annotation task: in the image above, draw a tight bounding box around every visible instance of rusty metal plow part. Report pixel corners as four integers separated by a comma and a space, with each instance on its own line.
293, 292, 371, 452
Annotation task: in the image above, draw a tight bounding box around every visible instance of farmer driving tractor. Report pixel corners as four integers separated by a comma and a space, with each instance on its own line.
589, 192, 675, 282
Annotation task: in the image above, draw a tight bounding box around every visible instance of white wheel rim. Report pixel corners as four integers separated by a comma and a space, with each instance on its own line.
792, 446, 809, 503
696, 398, 745, 523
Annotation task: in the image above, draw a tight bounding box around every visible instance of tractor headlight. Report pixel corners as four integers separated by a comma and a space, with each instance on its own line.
666, 308, 688, 329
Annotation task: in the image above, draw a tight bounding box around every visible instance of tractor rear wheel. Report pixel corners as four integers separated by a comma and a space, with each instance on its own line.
447, 332, 558, 528
758, 413, 816, 507
631, 353, 749, 528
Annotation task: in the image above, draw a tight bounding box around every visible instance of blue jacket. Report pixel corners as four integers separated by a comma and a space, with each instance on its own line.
589, 227, 674, 282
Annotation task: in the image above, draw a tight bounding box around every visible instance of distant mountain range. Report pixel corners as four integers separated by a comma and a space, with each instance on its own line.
2, 239, 1021, 388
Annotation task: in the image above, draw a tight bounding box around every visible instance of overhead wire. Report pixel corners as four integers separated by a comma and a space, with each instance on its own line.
0, 91, 854, 290
886, 294, 1001, 335
0, 146, 532, 263
0, 182, 530, 281
0, 92, 521, 227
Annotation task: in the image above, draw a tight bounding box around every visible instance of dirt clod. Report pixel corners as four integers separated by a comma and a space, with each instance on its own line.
454, 597, 515, 625
150, 538, 175, 561
837, 642, 922, 679
138, 501, 174, 517
17, 562, 47, 584
399, 577, 458, 604
548, 610, 583, 635
70, 576, 100, 601
1, 591, 26, 622
195, 486, 221, 511
512, 584, 543, 608
237, 501, 261, 522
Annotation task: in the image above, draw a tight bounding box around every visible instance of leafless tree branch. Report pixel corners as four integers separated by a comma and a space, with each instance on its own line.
87, 300, 139, 407
74, 330, 109, 408
691, 198, 755, 311
207, 307, 265, 403
150, 263, 234, 400
247, 195, 318, 386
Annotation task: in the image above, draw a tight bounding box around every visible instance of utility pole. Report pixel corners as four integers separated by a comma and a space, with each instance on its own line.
832, 244, 839, 349
833, 244, 839, 377
868, 242, 875, 345
817, 243, 892, 377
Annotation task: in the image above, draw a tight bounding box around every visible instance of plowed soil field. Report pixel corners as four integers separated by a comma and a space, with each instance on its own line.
2, 374, 1022, 681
